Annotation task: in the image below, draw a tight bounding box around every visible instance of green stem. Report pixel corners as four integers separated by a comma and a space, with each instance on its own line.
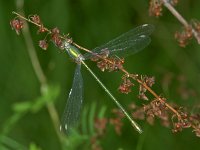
15, 0, 63, 143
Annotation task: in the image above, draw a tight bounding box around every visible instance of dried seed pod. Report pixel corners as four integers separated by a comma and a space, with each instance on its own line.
145, 76, 155, 87
37, 24, 47, 33
175, 26, 193, 47
30, 14, 41, 25
94, 118, 108, 135
29, 15, 47, 33
191, 19, 200, 32
149, 0, 163, 17
170, 0, 179, 6
51, 27, 64, 49
138, 92, 149, 101
132, 108, 145, 120
51, 27, 60, 34
97, 60, 108, 72
118, 77, 134, 94
39, 40, 48, 50
10, 19, 23, 35
109, 118, 123, 135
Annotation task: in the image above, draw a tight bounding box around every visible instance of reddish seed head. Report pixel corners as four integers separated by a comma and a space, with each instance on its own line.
195, 24, 200, 32
175, 123, 181, 129
30, 15, 41, 24
10, 19, 23, 35
97, 60, 108, 72
39, 40, 48, 50
175, 26, 194, 47
191, 19, 200, 33
147, 116, 155, 125
138, 93, 149, 101
172, 129, 178, 133
51, 27, 60, 34
37, 25, 47, 33
171, 0, 179, 6
94, 118, 108, 135
185, 26, 193, 38
118, 77, 134, 94
50, 27, 65, 49
109, 118, 123, 135
149, 0, 163, 17
99, 48, 110, 59
145, 76, 155, 87
182, 113, 188, 119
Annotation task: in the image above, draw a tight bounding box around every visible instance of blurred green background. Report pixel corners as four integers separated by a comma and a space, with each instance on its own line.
0, 0, 200, 149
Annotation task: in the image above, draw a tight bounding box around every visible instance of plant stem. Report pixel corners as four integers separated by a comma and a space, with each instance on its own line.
162, 0, 200, 44
120, 68, 181, 118
15, 0, 63, 142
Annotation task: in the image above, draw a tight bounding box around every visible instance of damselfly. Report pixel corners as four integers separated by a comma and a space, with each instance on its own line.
60, 24, 154, 134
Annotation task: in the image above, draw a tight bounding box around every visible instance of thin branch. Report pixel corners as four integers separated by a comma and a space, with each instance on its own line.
15, 0, 63, 142
162, 0, 200, 44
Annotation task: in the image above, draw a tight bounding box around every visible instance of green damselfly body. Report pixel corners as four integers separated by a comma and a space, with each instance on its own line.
60, 24, 154, 134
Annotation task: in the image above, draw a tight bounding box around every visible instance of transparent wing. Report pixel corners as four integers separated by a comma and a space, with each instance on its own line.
61, 64, 83, 134
84, 24, 154, 59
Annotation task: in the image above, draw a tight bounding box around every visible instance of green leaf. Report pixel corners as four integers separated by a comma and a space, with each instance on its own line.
0, 135, 26, 150
63, 129, 89, 150
98, 106, 107, 119
30, 84, 60, 113
29, 143, 42, 150
12, 101, 32, 113
89, 102, 96, 135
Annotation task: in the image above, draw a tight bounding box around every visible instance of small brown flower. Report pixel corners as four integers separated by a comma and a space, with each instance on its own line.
175, 26, 193, 47
38, 24, 47, 33
132, 108, 145, 120
51, 27, 64, 49
51, 27, 60, 34
97, 60, 108, 72
110, 118, 123, 135
149, 0, 163, 17
138, 92, 148, 101
191, 19, 200, 33
193, 126, 200, 137
147, 115, 155, 125
10, 19, 23, 35
94, 118, 108, 136
170, 0, 179, 6
145, 76, 155, 87
30, 15, 41, 25
39, 40, 48, 50
29, 15, 47, 33
118, 77, 134, 94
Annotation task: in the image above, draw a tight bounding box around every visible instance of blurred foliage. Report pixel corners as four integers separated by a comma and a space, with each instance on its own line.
0, 0, 200, 150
